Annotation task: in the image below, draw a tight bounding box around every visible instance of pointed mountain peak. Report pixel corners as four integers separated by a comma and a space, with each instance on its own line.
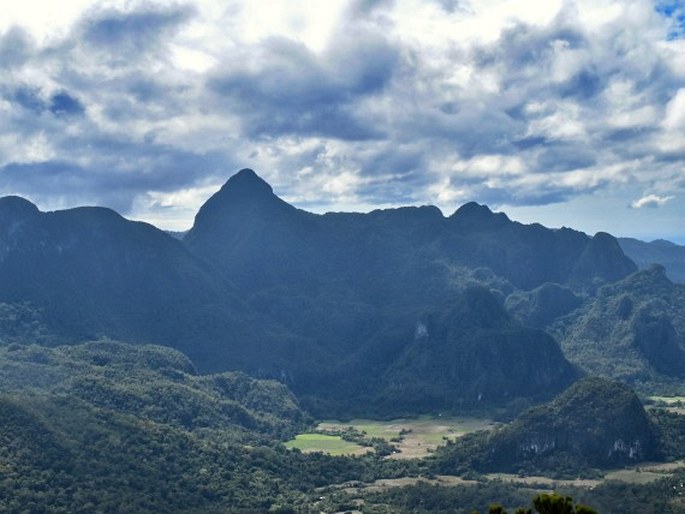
454, 201, 492, 216
186, 168, 295, 238
571, 230, 637, 283
591, 231, 618, 243
0, 195, 40, 222
588, 231, 630, 259
219, 168, 273, 197
450, 201, 510, 227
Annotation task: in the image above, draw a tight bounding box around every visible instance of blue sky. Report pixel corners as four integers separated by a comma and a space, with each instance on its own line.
0, 0, 684, 242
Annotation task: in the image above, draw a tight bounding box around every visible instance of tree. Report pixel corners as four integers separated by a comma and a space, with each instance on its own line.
533, 494, 597, 514
474, 494, 596, 514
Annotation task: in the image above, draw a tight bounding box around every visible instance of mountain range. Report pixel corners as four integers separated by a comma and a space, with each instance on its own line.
1, 168, 683, 415
619, 237, 685, 284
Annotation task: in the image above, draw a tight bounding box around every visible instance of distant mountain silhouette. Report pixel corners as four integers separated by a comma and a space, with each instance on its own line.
619, 237, 685, 283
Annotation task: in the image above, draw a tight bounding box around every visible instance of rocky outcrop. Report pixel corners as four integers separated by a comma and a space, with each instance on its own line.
482, 377, 659, 470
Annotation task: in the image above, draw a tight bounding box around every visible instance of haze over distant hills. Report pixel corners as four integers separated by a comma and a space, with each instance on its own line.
619, 237, 685, 284
1, 168, 684, 416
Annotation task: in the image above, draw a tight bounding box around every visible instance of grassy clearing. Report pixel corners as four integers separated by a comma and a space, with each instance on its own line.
603, 460, 685, 484
317, 415, 499, 459
603, 469, 668, 484
352, 463, 685, 495
647, 396, 685, 415
484, 473, 601, 488
284, 433, 371, 456
485, 461, 685, 487
340, 475, 480, 495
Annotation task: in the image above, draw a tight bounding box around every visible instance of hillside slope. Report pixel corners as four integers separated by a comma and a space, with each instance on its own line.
0, 340, 317, 512
0, 195, 301, 372
555, 265, 685, 382
434, 377, 662, 476
0, 168, 641, 414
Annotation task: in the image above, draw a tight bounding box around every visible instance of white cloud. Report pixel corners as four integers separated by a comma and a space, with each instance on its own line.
663, 88, 685, 131
389, 0, 564, 47
0, 0, 94, 42
427, 176, 469, 207
630, 194, 675, 209
452, 154, 526, 177
0, 131, 55, 165
526, 101, 587, 141
170, 44, 216, 73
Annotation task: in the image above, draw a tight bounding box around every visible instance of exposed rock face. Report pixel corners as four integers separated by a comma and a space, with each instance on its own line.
483, 377, 660, 470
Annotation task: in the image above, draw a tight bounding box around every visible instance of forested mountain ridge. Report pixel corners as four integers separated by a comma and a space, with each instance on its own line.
185, 169, 637, 294
554, 265, 685, 383
0, 341, 327, 512
0, 341, 308, 441
0, 194, 301, 373
0, 168, 669, 414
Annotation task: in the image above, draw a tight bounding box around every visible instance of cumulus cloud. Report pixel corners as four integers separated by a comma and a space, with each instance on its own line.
630, 193, 675, 209
0, 0, 682, 235
207, 30, 398, 140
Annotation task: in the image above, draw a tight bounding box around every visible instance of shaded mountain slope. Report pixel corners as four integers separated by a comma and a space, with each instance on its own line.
434, 377, 661, 475
506, 282, 583, 329
0, 195, 302, 372
0, 196, 226, 339
375, 286, 578, 412
555, 265, 685, 382
0, 169, 640, 414
180, 168, 633, 410
444, 204, 636, 290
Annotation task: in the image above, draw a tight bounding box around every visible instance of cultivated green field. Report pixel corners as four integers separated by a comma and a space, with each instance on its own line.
297, 416, 499, 459
284, 433, 372, 456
